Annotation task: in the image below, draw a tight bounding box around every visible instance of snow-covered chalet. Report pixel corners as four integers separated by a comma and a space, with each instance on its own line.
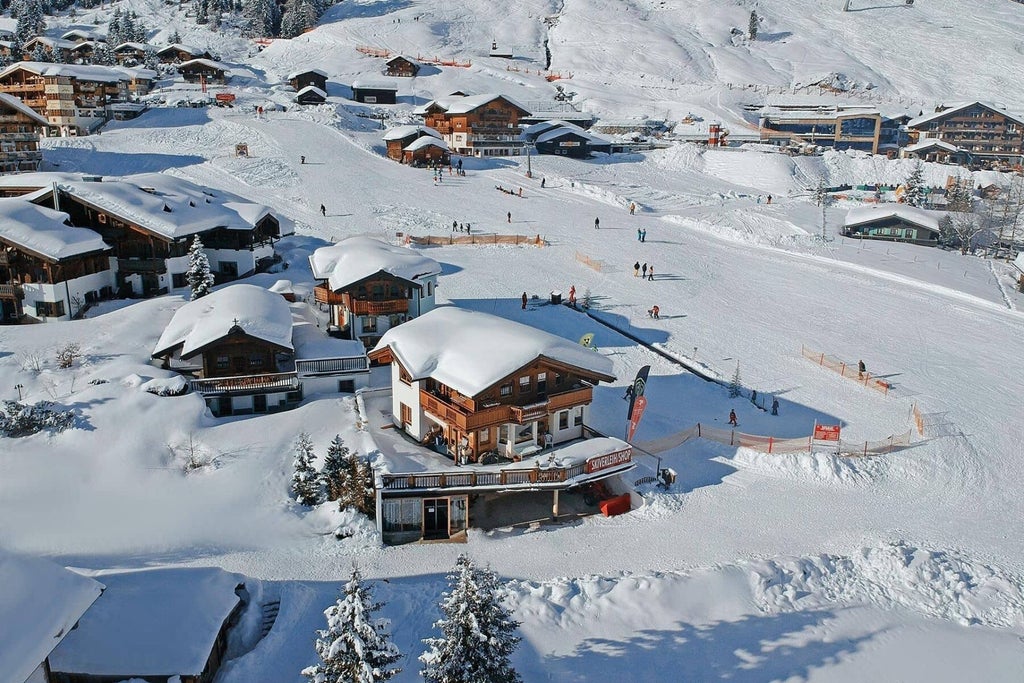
309, 236, 441, 348
153, 284, 369, 417
415, 93, 531, 157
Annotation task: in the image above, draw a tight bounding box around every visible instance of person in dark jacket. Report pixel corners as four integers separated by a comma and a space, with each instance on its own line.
728, 409, 738, 426
521, 291, 528, 309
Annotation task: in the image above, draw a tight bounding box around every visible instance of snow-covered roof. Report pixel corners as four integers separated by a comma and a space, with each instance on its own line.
352, 78, 398, 90
383, 124, 441, 141
371, 307, 616, 397
904, 138, 960, 153
62, 28, 106, 41
49, 567, 242, 679
404, 135, 449, 152
0, 552, 103, 683
25, 36, 77, 50
296, 85, 327, 98
0, 171, 82, 189
157, 43, 207, 56
535, 124, 609, 146
0, 61, 128, 83
908, 101, 1024, 128
152, 284, 295, 358
309, 236, 441, 292
53, 172, 282, 241
113, 41, 152, 52
844, 204, 942, 232
385, 54, 420, 66
287, 68, 328, 80
115, 65, 159, 80
177, 58, 230, 73
415, 93, 530, 116
0, 200, 110, 261
0, 91, 48, 125
292, 321, 368, 361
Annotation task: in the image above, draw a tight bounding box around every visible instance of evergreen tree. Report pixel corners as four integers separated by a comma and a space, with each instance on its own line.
728, 362, 742, 399
92, 42, 115, 66
195, 0, 209, 25
421, 555, 522, 683
945, 175, 981, 254
904, 161, 925, 207
292, 432, 323, 507
171, 29, 182, 44
15, 4, 43, 45
243, 0, 279, 37
186, 235, 215, 300
321, 434, 349, 501
281, 0, 318, 38
108, 7, 123, 46
29, 42, 49, 62
748, 10, 758, 40
337, 453, 375, 517
302, 568, 402, 683
143, 47, 160, 71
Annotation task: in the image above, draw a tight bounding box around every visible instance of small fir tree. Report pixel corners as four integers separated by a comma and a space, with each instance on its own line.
420, 555, 522, 683
29, 43, 49, 63
321, 434, 349, 501
186, 235, 215, 300
91, 42, 116, 66
728, 362, 742, 399
748, 10, 758, 40
292, 432, 323, 507
904, 161, 925, 207
302, 567, 402, 683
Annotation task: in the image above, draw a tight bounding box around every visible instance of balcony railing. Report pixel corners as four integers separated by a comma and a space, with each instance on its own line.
313, 285, 345, 305
349, 298, 408, 315
117, 258, 166, 273
379, 447, 630, 491
0, 283, 23, 299
296, 357, 369, 375
189, 371, 300, 396
510, 401, 549, 424
420, 390, 511, 431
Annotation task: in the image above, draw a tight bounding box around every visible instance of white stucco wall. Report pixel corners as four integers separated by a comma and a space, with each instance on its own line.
23, 268, 116, 321
550, 404, 587, 443
390, 363, 426, 439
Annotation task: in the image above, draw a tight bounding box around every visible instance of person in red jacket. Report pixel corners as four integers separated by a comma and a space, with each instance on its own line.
728, 409, 738, 426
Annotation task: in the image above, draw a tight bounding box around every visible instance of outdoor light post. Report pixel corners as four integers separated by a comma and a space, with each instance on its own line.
14, 383, 23, 401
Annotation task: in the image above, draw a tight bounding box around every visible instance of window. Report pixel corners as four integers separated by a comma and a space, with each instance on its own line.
499, 383, 512, 397
249, 355, 264, 368
537, 372, 547, 393
574, 407, 584, 426
400, 402, 412, 426
216, 355, 229, 370
35, 300, 65, 317
554, 373, 564, 386
399, 366, 412, 385
479, 428, 490, 444
426, 281, 433, 296
383, 498, 422, 533
558, 411, 569, 430
253, 394, 267, 413
172, 272, 187, 288
518, 375, 531, 392
362, 316, 378, 333
219, 261, 238, 277
338, 380, 355, 393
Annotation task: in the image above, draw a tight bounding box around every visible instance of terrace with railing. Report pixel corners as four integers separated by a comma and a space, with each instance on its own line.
189, 371, 300, 396
419, 384, 593, 431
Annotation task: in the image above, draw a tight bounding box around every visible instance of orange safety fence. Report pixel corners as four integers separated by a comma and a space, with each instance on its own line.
634, 423, 913, 458
407, 233, 545, 247
416, 54, 472, 68
911, 402, 925, 437
801, 345, 892, 396
356, 46, 391, 58
574, 251, 605, 272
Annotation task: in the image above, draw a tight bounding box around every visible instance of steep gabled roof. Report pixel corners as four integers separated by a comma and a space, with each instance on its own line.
371, 307, 615, 397
296, 85, 327, 98
0, 61, 128, 83
287, 68, 328, 80
415, 93, 530, 117
907, 101, 1024, 128
113, 41, 152, 52
382, 124, 441, 141
309, 236, 441, 292
844, 204, 942, 232
903, 138, 960, 153
156, 43, 208, 57
404, 135, 449, 152
177, 58, 230, 73
0, 552, 104, 683
0, 91, 48, 125
152, 284, 294, 359
0, 200, 109, 262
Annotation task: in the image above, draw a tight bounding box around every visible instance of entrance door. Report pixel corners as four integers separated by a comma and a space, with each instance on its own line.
423, 498, 449, 539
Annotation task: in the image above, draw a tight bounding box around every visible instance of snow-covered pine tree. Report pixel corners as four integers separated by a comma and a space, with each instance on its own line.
302, 567, 402, 683
143, 48, 160, 71
420, 555, 522, 683
748, 10, 758, 40
15, 6, 42, 45
171, 29, 182, 44
107, 7, 123, 46
292, 432, 323, 507
356, 458, 376, 518
195, 0, 210, 25
321, 434, 349, 501
281, 0, 319, 38
904, 161, 925, 207
92, 42, 115, 66
728, 362, 742, 399
186, 235, 215, 300
29, 43, 49, 63
242, 0, 279, 37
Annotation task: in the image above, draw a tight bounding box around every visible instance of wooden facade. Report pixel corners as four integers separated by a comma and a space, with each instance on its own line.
178, 61, 228, 84
194, 330, 288, 378
289, 69, 328, 92
0, 243, 111, 322
421, 96, 529, 156
0, 65, 128, 136
908, 103, 1024, 168
402, 140, 449, 166
0, 97, 44, 173
352, 83, 397, 105
314, 271, 419, 345
157, 45, 213, 64
384, 56, 419, 77
842, 215, 941, 245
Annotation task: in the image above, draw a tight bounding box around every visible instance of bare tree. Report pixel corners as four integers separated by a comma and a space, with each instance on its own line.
990, 175, 1024, 259
944, 175, 983, 255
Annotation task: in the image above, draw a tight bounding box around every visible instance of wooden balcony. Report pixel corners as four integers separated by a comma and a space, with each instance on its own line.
510, 401, 548, 424
348, 298, 408, 316
0, 283, 23, 299
420, 390, 511, 431
295, 356, 368, 376
189, 371, 300, 396
547, 385, 593, 412
313, 285, 344, 305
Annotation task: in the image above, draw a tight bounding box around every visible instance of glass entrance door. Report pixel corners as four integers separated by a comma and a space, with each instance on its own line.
423, 498, 449, 539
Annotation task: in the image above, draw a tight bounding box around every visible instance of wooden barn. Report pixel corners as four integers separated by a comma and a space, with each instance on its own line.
177, 58, 230, 84
842, 205, 942, 246
287, 68, 328, 92
384, 55, 420, 77
402, 135, 450, 165
382, 124, 443, 161
295, 85, 327, 105
351, 79, 398, 104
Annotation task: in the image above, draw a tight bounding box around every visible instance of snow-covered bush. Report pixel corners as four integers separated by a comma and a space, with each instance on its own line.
55, 342, 82, 369
0, 401, 75, 437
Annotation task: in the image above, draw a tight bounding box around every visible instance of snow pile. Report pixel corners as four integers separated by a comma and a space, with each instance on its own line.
308, 236, 441, 292
724, 448, 885, 487
750, 541, 1024, 628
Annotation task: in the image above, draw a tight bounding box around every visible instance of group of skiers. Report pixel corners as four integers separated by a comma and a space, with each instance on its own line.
633, 262, 655, 281
451, 220, 472, 234
636, 228, 647, 242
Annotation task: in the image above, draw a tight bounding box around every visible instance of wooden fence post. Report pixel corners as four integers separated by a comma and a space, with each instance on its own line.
768, 436, 773, 453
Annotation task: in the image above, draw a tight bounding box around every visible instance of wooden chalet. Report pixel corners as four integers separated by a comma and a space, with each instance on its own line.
178, 59, 230, 84
842, 205, 942, 246
156, 43, 213, 64
61, 29, 106, 43
402, 135, 450, 165
0, 62, 130, 136
416, 93, 531, 157
0, 91, 47, 174
525, 121, 612, 159
900, 138, 968, 165
0, 200, 114, 323
906, 102, 1024, 169
288, 68, 328, 92
351, 79, 397, 104
67, 41, 97, 62
112, 41, 152, 65
309, 236, 441, 347
295, 85, 327, 105
384, 55, 420, 77
22, 36, 77, 63
382, 125, 442, 161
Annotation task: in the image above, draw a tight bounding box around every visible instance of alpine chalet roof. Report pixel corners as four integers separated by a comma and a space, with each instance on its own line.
0, 200, 109, 261
404, 135, 449, 152
177, 58, 231, 72
287, 68, 328, 80
296, 85, 327, 98
907, 101, 1024, 128
371, 306, 615, 397
0, 91, 48, 125
152, 284, 295, 359
903, 138, 960, 153
352, 78, 398, 90
113, 41, 152, 52
309, 236, 441, 292
0, 61, 128, 83
383, 124, 441, 141
49, 567, 242, 679
157, 43, 208, 56
415, 93, 530, 116
844, 204, 941, 231
0, 552, 104, 683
